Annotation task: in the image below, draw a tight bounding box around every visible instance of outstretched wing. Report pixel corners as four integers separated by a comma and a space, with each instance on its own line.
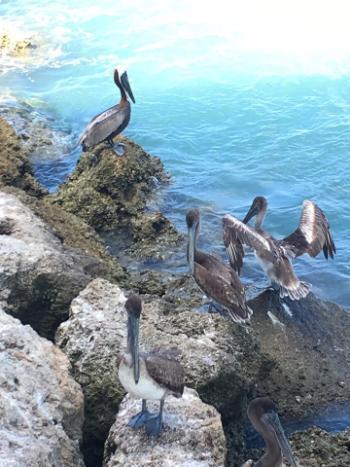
223, 214, 272, 272
281, 200, 336, 259
223, 220, 245, 273
143, 349, 185, 397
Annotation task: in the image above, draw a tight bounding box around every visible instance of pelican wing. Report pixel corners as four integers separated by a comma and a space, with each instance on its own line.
143, 349, 185, 397
281, 200, 336, 259
223, 219, 245, 273
194, 260, 252, 323
79, 102, 130, 148
223, 214, 272, 271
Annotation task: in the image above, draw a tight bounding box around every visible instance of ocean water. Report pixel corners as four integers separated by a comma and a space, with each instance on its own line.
1, 0, 349, 307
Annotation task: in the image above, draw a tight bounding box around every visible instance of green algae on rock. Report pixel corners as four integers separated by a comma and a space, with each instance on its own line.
54, 136, 168, 230
0, 117, 44, 196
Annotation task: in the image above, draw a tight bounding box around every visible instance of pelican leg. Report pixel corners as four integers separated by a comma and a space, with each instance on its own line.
144, 398, 164, 437
128, 399, 152, 429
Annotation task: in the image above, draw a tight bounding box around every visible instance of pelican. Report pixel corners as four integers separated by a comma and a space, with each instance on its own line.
118, 294, 184, 437
79, 68, 135, 155
223, 197, 335, 301
242, 397, 298, 467
186, 209, 252, 324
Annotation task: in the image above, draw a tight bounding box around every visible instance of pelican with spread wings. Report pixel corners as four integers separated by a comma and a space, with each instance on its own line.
223, 197, 335, 301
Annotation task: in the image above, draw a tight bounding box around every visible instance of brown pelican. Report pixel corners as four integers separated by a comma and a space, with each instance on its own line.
79, 68, 135, 155
186, 209, 252, 324
118, 294, 184, 436
242, 397, 298, 467
223, 197, 335, 301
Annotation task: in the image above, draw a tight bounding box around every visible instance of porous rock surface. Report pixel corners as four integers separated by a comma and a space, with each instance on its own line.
56, 278, 263, 466
56, 279, 127, 465
103, 387, 226, 467
0, 190, 112, 338
250, 291, 350, 419
0, 307, 84, 466
291, 427, 350, 467
54, 137, 168, 231
53, 138, 181, 260
0, 117, 43, 196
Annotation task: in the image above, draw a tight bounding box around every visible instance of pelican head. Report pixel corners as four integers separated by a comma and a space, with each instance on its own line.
243, 196, 268, 228
248, 397, 298, 467
186, 209, 200, 274
120, 70, 136, 103
125, 294, 142, 384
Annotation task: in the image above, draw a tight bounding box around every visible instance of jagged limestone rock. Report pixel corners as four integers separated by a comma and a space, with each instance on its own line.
103, 388, 226, 467
0, 307, 84, 466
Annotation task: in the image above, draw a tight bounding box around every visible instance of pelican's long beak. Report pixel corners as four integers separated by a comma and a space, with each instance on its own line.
263, 411, 298, 467
187, 225, 196, 274
128, 314, 140, 384
121, 71, 136, 103
243, 202, 258, 224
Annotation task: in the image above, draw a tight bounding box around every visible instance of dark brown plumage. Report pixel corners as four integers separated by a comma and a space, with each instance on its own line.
143, 347, 184, 397
186, 209, 252, 324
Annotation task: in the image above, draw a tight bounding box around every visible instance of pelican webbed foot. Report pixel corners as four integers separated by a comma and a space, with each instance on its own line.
144, 398, 164, 437
105, 139, 125, 156
128, 399, 152, 429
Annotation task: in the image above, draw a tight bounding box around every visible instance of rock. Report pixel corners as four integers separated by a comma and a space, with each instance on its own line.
103, 388, 226, 467
54, 137, 168, 231
0, 103, 72, 163
0, 190, 123, 339
0, 117, 44, 196
56, 278, 127, 467
53, 137, 182, 261
56, 278, 264, 467
0, 307, 84, 466
249, 290, 350, 420
290, 427, 350, 467
0, 34, 36, 57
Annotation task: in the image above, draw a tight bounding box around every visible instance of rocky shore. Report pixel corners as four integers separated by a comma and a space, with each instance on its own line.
0, 115, 349, 467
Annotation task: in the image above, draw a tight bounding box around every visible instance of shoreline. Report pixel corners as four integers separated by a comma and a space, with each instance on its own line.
0, 113, 349, 466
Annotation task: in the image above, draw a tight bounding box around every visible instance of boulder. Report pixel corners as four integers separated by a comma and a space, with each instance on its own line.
0, 307, 84, 466
53, 138, 182, 261
103, 388, 226, 467
0, 117, 43, 196
249, 291, 350, 419
56, 278, 128, 466
56, 278, 263, 466
53, 137, 168, 232
290, 427, 350, 467
0, 190, 122, 339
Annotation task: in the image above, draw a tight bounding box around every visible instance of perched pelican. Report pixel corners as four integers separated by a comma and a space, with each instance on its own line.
186, 209, 252, 324
223, 197, 335, 301
79, 68, 135, 154
242, 397, 298, 467
118, 294, 184, 437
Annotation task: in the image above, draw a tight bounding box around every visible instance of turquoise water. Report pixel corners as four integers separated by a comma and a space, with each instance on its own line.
1, 0, 349, 307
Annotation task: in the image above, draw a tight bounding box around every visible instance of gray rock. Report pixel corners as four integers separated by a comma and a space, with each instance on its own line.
56, 278, 262, 466
290, 427, 350, 466
0, 190, 107, 339
0, 307, 84, 467
56, 278, 127, 466
103, 387, 226, 467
